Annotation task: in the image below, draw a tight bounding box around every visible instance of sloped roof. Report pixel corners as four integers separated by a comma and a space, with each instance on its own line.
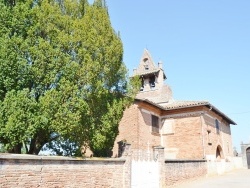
162, 100, 210, 109
133, 68, 160, 77
133, 49, 166, 79
136, 98, 236, 125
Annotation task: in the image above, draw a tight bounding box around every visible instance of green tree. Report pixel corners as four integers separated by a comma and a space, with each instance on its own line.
0, 0, 140, 156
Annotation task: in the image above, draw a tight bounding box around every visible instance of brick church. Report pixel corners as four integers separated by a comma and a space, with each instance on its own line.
112, 49, 236, 161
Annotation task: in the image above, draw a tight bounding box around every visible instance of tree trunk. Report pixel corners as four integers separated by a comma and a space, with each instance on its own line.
28, 138, 36, 154
28, 138, 47, 155
8, 143, 22, 154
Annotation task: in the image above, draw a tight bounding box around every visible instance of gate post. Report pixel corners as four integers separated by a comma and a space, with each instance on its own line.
241, 142, 250, 168
154, 146, 165, 188
122, 143, 132, 188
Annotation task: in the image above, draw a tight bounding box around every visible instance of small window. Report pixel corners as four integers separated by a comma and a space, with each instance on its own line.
152, 115, 159, 133
215, 119, 220, 134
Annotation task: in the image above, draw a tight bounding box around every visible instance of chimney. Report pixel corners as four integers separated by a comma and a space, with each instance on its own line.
158, 61, 163, 69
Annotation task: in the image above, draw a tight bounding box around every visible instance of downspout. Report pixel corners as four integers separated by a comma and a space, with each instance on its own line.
201, 106, 213, 159
200, 113, 206, 159
160, 118, 164, 146
221, 120, 225, 158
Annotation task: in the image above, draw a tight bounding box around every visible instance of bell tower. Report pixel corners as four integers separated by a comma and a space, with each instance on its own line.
133, 49, 173, 104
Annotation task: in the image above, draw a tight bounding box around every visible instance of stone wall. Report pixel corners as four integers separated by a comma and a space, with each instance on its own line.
0, 154, 126, 188
164, 159, 207, 187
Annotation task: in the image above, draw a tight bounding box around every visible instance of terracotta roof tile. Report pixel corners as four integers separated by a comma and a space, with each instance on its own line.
134, 68, 160, 77
135, 98, 236, 125
162, 100, 209, 109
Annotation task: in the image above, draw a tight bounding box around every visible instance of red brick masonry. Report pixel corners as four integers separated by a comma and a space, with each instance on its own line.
0, 154, 126, 188
0, 151, 207, 187
164, 159, 207, 186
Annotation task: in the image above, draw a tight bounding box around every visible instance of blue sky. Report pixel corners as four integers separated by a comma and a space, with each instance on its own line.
99, 1, 250, 152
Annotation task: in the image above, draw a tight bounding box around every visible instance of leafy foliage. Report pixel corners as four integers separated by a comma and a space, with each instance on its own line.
0, 0, 140, 156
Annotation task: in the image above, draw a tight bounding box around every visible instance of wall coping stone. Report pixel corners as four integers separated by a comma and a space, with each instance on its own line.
153, 146, 165, 149
0, 153, 126, 163
165, 159, 207, 163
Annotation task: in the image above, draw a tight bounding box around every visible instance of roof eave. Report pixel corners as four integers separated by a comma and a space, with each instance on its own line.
135, 98, 237, 125
205, 104, 237, 125
135, 98, 166, 110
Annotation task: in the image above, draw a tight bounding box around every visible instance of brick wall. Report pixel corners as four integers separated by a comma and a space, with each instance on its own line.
112, 104, 139, 157
112, 103, 161, 157
137, 108, 161, 151
163, 112, 234, 160
136, 85, 173, 103
164, 116, 204, 159
203, 111, 234, 160
0, 154, 126, 188
164, 159, 207, 186
1, 148, 240, 187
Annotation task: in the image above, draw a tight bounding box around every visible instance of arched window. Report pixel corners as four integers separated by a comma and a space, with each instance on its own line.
143, 58, 148, 63
149, 76, 155, 88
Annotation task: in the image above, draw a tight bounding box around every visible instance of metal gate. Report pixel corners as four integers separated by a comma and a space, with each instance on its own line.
131, 159, 159, 188
246, 147, 250, 169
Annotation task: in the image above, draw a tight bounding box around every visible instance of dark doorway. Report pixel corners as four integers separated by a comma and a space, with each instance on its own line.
216, 147, 221, 159
216, 145, 223, 160
246, 147, 250, 169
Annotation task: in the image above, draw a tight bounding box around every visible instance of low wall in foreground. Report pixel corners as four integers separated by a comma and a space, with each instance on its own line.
164, 159, 207, 187
207, 157, 243, 176
0, 154, 127, 188
0, 151, 243, 187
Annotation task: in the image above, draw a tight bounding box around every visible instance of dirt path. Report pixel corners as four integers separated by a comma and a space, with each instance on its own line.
172, 169, 250, 188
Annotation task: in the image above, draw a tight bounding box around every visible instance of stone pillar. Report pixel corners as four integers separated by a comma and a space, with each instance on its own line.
241, 142, 249, 168
123, 144, 132, 188
154, 146, 165, 188
122, 143, 131, 158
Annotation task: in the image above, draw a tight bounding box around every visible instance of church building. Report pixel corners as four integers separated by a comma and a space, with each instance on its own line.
112, 49, 236, 160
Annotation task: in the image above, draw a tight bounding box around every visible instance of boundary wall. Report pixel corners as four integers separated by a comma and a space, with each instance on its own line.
0, 154, 127, 188
0, 146, 243, 187
164, 159, 207, 187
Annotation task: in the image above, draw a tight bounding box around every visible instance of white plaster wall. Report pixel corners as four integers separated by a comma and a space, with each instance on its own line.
207, 157, 243, 176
